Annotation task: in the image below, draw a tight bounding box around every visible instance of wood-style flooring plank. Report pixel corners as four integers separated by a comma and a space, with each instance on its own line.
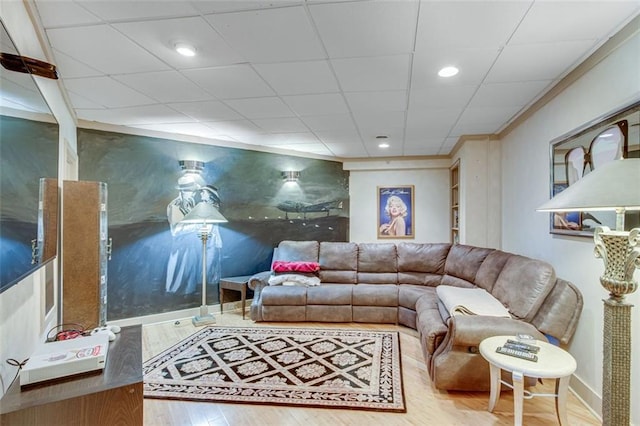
142, 310, 599, 426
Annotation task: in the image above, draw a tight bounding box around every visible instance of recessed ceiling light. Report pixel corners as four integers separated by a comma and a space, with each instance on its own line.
175, 43, 196, 57
438, 66, 459, 78
376, 135, 389, 148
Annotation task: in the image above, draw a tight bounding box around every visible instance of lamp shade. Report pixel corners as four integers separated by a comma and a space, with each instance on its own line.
537, 158, 640, 212
180, 202, 227, 224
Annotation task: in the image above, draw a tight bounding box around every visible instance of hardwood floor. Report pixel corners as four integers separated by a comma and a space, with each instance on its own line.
142, 310, 599, 426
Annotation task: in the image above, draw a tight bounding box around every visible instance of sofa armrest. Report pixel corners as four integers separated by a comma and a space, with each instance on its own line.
248, 270, 271, 291
442, 315, 547, 349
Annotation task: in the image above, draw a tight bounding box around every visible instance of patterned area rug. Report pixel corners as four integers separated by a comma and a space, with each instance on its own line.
143, 326, 405, 412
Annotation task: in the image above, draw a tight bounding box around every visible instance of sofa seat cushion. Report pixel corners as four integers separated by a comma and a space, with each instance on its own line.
352, 284, 398, 306
307, 284, 352, 305
261, 285, 306, 306
399, 285, 435, 310
415, 292, 448, 355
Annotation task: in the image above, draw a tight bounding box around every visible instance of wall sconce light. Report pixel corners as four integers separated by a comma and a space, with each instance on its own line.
282, 171, 301, 182
180, 160, 204, 174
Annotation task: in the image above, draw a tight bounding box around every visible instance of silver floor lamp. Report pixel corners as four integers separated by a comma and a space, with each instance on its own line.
538, 158, 640, 425
180, 202, 227, 327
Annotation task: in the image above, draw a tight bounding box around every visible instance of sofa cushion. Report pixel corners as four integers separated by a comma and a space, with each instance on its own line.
399, 284, 434, 309
307, 285, 352, 305
398, 242, 450, 274
397, 272, 443, 286
261, 285, 307, 306
491, 255, 556, 322
358, 243, 397, 272
444, 244, 494, 283
474, 250, 513, 292
274, 240, 319, 263
319, 242, 357, 284
352, 284, 398, 306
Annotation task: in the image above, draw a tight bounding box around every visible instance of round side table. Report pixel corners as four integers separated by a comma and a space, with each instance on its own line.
479, 335, 577, 426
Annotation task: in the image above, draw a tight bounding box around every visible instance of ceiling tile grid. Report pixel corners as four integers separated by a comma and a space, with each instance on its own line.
18, 0, 640, 158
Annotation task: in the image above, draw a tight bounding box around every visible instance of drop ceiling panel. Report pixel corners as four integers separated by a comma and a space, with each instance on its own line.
282, 93, 349, 116
252, 117, 309, 133
182, 65, 275, 99
259, 132, 320, 145
50, 49, 103, 79
114, 71, 212, 103
509, 1, 640, 45
192, 1, 303, 15
133, 122, 227, 139
332, 55, 411, 92
406, 108, 463, 139
203, 120, 263, 140
79, 0, 200, 21
344, 91, 407, 113
46, 25, 170, 75
300, 114, 358, 132
322, 142, 369, 157
168, 100, 243, 122
253, 61, 340, 95
468, 80, 552, 108
35, 1, 101, 28
223, 97, 294, 119
353, 110, 406, 136
451, 105, 523, 136
315, 130, 362, 145
409, 86, 477, 110
309, 0, 419, 58
78, 104, 192, 125
415, 1, 530, 49
271, 143, 332, 155
486, 40, 596, 83
64, 76, 156, 108
114, 17, 244, 69
205, 6, 325, 63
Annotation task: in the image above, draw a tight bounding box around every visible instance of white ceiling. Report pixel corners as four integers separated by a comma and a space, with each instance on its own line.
19, 1, 640, 157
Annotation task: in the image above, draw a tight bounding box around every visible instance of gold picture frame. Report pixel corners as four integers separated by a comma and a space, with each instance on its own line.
377, 185, 414, 239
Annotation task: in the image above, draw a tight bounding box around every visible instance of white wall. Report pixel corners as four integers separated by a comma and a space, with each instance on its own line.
0, 1, 77, 398
345, 158, 450, 243
501, 28, 640, 423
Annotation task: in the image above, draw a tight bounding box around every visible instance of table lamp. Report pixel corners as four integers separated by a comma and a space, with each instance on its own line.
180, 202, 227, 326
537, 158, 640, 425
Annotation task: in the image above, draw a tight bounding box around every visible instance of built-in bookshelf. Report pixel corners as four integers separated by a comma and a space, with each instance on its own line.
450, 160, 460, 244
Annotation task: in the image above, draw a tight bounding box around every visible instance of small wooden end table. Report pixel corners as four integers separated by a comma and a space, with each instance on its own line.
479, 335, 577, 426
219, 275, 253, 320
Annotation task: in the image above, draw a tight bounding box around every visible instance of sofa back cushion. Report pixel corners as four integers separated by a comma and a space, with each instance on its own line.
474, 250, 514, 292
357, 243, 397, 284
274, 240, 319, 264
397, 243, 450, 286
319, 242, 358, 284
442, 245, 494, 287
491, 255, 556, 322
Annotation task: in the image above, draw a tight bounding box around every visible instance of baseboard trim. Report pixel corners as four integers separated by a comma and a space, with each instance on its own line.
108, 299, 253, 328
570, 373, 602, 423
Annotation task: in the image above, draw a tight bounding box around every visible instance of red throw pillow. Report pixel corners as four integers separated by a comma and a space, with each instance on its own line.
272, 261, 320, 273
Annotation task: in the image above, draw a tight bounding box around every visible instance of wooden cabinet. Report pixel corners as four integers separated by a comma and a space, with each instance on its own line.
0, 325, 143, 426
62, 180, 109, 327
450, 160, 460, 244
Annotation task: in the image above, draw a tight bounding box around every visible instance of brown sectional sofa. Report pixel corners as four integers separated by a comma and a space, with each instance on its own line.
248, 240, 583, 391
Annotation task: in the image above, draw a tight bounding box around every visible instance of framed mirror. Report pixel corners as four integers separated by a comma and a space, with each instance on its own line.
0, 19, 59, 293
549, 99, 640, 236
